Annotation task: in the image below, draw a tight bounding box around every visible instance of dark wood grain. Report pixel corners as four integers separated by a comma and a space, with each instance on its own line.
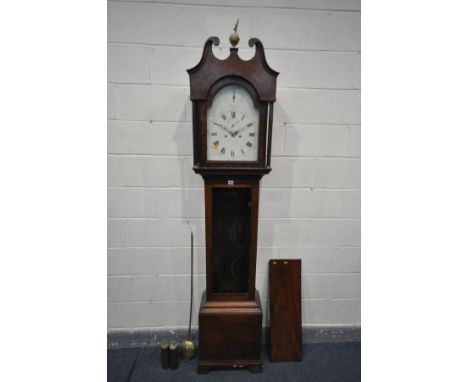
204, 180, 260, 301
198, 291, 263, 373
187, 35, 279, 374
187, 36, 278, 172
269, 259, 303, 362
187, 37, 278, 102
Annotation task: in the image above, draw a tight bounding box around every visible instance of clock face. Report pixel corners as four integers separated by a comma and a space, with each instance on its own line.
207, 85, 259, 162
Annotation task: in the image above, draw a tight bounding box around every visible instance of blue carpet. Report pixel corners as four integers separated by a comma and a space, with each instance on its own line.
108, 343, 360, 382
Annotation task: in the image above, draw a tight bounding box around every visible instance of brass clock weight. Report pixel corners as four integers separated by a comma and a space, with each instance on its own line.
187, 20, 279, 373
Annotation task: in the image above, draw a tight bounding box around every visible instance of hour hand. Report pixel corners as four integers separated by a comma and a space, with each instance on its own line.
232, 122, 253, 137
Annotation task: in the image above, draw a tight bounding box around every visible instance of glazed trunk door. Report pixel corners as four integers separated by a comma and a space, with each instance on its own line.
212, 187, 251, 294
205, 181, 259, 301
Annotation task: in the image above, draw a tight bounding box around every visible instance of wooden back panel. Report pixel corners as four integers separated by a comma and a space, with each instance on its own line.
268, 259, 302, 362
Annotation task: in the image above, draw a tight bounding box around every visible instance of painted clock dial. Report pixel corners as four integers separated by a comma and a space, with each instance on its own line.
207, 84, 259, 161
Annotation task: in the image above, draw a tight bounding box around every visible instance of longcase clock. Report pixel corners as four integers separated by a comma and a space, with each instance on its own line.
187, 29, 278, 374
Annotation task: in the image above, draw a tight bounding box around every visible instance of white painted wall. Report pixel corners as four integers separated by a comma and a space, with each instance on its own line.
108, 0, 360, 330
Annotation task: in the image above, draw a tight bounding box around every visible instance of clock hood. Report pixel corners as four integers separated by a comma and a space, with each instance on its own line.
187, 36, 279, 103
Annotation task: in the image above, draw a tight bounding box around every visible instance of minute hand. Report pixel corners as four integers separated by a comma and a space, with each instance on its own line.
232, 123, 253, 137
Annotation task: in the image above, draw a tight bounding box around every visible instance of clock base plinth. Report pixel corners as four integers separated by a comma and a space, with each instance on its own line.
198, 360, 262, 374
197, 290, 263, 374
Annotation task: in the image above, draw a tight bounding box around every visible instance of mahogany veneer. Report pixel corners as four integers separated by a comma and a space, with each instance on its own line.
268, 259, 302, 362
198, 290, 262, 373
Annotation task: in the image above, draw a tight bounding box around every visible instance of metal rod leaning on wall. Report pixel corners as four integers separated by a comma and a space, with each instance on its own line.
180, 221, 197, 361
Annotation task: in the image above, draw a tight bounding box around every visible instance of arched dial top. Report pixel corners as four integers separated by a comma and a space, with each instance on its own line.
207, 84, 259, 162
187, 36, 279, 102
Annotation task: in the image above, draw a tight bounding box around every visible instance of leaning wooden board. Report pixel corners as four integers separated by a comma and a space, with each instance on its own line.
268, 259, 302, 362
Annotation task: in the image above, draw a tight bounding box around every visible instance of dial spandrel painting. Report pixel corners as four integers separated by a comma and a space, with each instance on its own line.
212, 187, 251, 294
207, 85, 259, 162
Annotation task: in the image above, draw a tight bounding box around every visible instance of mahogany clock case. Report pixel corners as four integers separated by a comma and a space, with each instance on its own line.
203, 178, 260, 301
187, 36, 279, 374
198, 290, 263, 374
198, 177, 263, 373
188, 37, 278, 175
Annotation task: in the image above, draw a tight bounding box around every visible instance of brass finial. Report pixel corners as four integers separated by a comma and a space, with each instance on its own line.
229, 18, 240, 47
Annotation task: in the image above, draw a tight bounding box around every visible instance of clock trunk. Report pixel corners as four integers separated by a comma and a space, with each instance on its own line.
204, 179, 259, 302
212, 187, 251, 294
